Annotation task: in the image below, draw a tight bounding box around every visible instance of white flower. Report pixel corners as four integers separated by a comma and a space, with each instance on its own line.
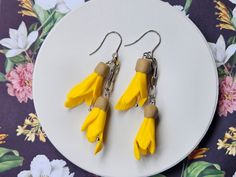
208, 35, 236, 67
0, 22, 38, 58
229, 0, 236, 4
35, 0, 85, 14
18, 171, 32, 177
233, 171, 236, 177
17, 155, 75, 177
30, 155, 51, 177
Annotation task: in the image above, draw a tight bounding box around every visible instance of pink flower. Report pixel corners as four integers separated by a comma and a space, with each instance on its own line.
218, 76, 236, 117
5, 63, 34, 103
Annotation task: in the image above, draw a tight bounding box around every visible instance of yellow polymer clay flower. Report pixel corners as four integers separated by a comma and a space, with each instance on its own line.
65, 62, 109, 108
81, 96, 109, 154
134, 104, 158, 160
115, 58, 151, 110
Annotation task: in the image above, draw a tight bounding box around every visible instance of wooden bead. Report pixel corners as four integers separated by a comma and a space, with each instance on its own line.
144, 104, 158, 118
135, 58, 151, 73
94, 96, 109, 111
94, 62, 109, 77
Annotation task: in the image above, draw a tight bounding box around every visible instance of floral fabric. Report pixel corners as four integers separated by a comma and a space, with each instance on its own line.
0, 0, 235, 177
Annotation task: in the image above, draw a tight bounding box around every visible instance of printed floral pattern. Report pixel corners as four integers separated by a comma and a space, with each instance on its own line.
16, 113, 46, 142
18, 155, 75, 177
0, 0, 235, 176
218, 76, 236, 117
0, 133, 8, 144
0, 21, 38, 58
6, 63, 34, 103
208, 35, 236, 67
214, 0, 236, 31
217, 127, 236, 156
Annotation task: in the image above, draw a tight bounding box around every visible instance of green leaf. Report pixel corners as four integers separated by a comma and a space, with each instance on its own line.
0, 72, 6, 82
184, 0, 193, 14
184, 161, 225, 177
4, 59, 14, 73
53, 11, 65, 23
31, 37, 44, 53
29, 23, 39, 32
33, 4, 50, 25
200, 168, 225, 177
8, 55, 26, 64
228, 53, 236, 67
40, 18, 55, 38
151, 174, 166, 177
0, 147, 19, 158
0, 147, 23, 173
227, 36, 236, 45
217, 67, 227, 78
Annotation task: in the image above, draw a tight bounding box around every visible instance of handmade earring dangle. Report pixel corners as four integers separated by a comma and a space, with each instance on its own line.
115, 30, 160, 111
65, 31, 122, 154
116, 30, 161, 160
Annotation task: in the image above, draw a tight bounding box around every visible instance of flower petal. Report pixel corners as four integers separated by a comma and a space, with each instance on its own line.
17, 34, 28, 49
216, 35, 226, 50
208, 39, 226, 67
6, 49, 24, 57
18, 22, 28, 38
50, 167, 70, 177
134, 141, 141, 160
81, 108, 100, 132
94, 133, 104, 154
50, 159, 66, 169
233, 7, 236, 17
225, 44, 236, 62
229, 0, 236, 4
30, 155, 51, 177
26, 31, 39, 50
0, 38, 18, 49
9, 29, 18, 41
216, 36, 227, 63
208, 42, 217, 56
17, 170, 32, 177
35, 0, 58, 10
65, 0, 85, 10
56, 2, 70, 13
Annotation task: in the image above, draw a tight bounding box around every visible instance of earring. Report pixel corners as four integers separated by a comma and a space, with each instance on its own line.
116, 30, 161, 160
65, 31, 122, 154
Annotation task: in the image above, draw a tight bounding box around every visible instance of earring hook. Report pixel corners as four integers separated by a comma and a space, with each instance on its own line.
89, 31, 123, 58
124, 30, 161, 58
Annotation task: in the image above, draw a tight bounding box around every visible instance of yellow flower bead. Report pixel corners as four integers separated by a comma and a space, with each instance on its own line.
65, 62, 109, 108
81, 97, 109, 154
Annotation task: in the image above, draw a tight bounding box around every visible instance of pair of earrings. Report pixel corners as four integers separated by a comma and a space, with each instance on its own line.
64, 30, 161, 160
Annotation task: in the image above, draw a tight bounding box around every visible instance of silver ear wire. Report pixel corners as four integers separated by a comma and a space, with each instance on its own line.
89, 31, 123, 59
124, 30, 161, 58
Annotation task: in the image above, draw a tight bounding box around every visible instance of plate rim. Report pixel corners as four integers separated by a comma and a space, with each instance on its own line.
33, 0, 219, 176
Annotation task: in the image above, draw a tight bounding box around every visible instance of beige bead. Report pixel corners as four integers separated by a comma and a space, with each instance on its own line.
135, 58, 151, 73
144, 104, 158, 118
94, 96, 109, 111
94, 62, 109, 77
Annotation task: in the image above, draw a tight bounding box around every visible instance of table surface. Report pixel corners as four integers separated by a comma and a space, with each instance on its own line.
0, 0, 235, 177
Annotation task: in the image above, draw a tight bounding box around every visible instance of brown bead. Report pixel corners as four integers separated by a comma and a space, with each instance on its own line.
135, 58, 151, 73
94, 96, 109, 111
94, 62, 109, 77
144, 104, 158, 118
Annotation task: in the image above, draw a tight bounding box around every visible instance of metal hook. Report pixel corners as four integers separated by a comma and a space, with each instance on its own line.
124, 30, 161, 57
89, 31, 123, 58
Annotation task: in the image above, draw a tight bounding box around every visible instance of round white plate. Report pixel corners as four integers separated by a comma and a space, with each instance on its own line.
33, 0, 218, 176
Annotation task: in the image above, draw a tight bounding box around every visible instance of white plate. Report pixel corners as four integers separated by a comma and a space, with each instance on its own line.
33, 0, 218, 176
